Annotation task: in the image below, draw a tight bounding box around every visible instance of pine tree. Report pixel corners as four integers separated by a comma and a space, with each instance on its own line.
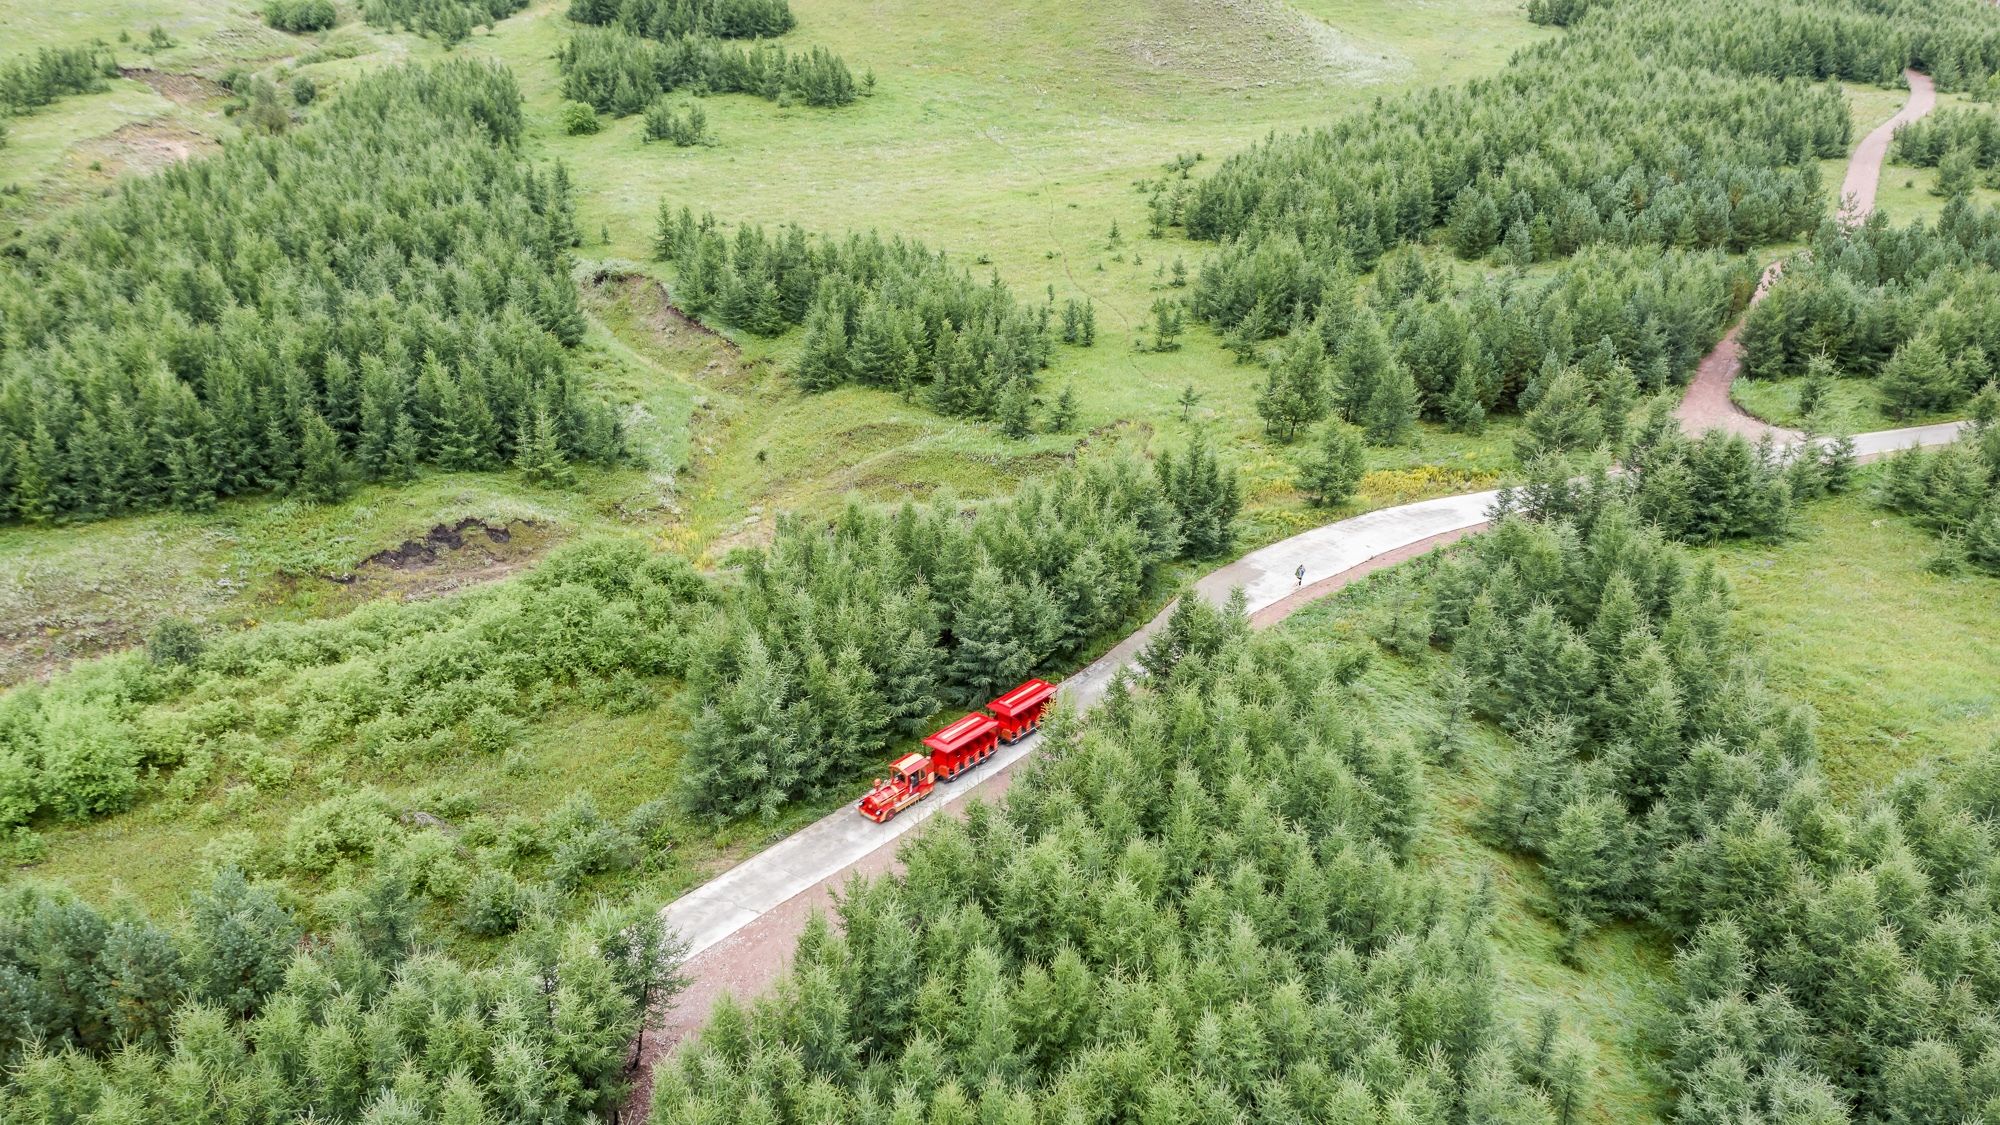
295, 410, 351, 504
1597, 361, 1638, 454
1332, 316, 1393, 422
796, 292, 852, 392
1298, 421, 1366, 507
1256, 332, 1330, 441
1798, 353, 1837, 420
1517, 365, 1603, 462
1442, 362, 1486, 433
1157, 433, 1240, 557
679, 635, 801, 823
947, 564, 1034, 700
1363, 360, 1420, 445
1048, 382, 1079, 433
1544, 794, 1625, 957
997, 380, 1034, 439
1880, 332, 1958, 419
184, 868, 301, 1020
515, 402, 575, 488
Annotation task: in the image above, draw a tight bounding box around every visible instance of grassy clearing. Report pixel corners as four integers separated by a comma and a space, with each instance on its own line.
1730, 373, 1966, 433
1711, 485, 2000, 800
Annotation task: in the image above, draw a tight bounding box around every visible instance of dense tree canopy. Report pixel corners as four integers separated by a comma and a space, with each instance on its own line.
678, 454, 1238, 821
1172, 0, 1870, 280
654, 602, 1588, 1124
1741, 200, 2000, 418
0, 61, 621, 525
0, 872, 679, 1122
1414, 502, 2000, 1120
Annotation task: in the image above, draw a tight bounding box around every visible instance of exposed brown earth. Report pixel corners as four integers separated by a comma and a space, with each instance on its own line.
118, 67, 229, 106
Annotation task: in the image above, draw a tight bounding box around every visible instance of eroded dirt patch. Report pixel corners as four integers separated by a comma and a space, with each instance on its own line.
81, 120, 221, 177
344, 518, 529, 574
1124, 0, 1404, 90
119, 67, 229, 106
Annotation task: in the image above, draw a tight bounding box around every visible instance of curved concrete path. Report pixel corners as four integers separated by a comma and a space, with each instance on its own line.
642, 420, 1967, 1081
1676, 70, 1936, 439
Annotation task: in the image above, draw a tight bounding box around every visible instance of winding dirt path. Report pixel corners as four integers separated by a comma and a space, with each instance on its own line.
1842, 70, 1937, 222
1675, 70, 1935, 437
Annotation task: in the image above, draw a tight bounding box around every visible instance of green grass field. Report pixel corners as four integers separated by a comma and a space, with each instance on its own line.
1713, 485, 2000, 799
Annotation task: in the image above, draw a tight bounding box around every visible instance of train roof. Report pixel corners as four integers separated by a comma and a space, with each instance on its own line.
924, 712, 999, 753
890, 752, 929, 774
987, 678, 1056, 717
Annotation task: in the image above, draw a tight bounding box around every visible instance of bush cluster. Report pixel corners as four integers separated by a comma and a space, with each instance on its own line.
654, 206, 1054, 419
360, 0, 531, 45
263, 0, 338, 33
567, 0, 795, 40
557, 24, 855, 114
1496, 394, 1858, 546
0, 46, 114, 117
1875, 408, 2000, 571
1741, 201, 2000, 419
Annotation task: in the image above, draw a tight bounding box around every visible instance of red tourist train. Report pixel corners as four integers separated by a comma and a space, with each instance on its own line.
857, 678, 1057, 823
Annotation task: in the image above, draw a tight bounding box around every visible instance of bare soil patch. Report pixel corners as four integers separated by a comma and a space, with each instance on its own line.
350, 517, 525, 573
81, 120, 221, 177
118, 67, 229, 106
1124, 0, 1401, 90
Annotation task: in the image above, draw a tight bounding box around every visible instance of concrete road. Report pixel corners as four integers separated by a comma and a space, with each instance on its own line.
660, 421, 1963, 963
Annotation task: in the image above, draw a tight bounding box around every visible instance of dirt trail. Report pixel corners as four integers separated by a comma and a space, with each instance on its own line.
1841, 70, 1937, 222
1675, 69, 1935, 438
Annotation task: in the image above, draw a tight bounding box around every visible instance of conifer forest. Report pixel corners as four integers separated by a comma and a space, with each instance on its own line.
3, 0, 2000, 1121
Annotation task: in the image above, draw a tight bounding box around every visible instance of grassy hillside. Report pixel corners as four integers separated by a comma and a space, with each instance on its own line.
0, 0, 1543, 685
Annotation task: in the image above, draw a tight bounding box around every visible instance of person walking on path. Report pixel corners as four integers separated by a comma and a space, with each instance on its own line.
1295, 564, 1305, 587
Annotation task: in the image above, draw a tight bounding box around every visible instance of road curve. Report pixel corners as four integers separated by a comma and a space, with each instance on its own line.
638, 420, 1967, 1092
1676, 69, 1936, 439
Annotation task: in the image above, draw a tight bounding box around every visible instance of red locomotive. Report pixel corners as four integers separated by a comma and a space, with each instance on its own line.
858, 678, 1057, 823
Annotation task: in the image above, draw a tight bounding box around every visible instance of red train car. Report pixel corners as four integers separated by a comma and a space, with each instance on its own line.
857, 679, 1059, 822
858, 753, 934, 823
924, 711, 1000, 780
986, 678, 1056, 743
